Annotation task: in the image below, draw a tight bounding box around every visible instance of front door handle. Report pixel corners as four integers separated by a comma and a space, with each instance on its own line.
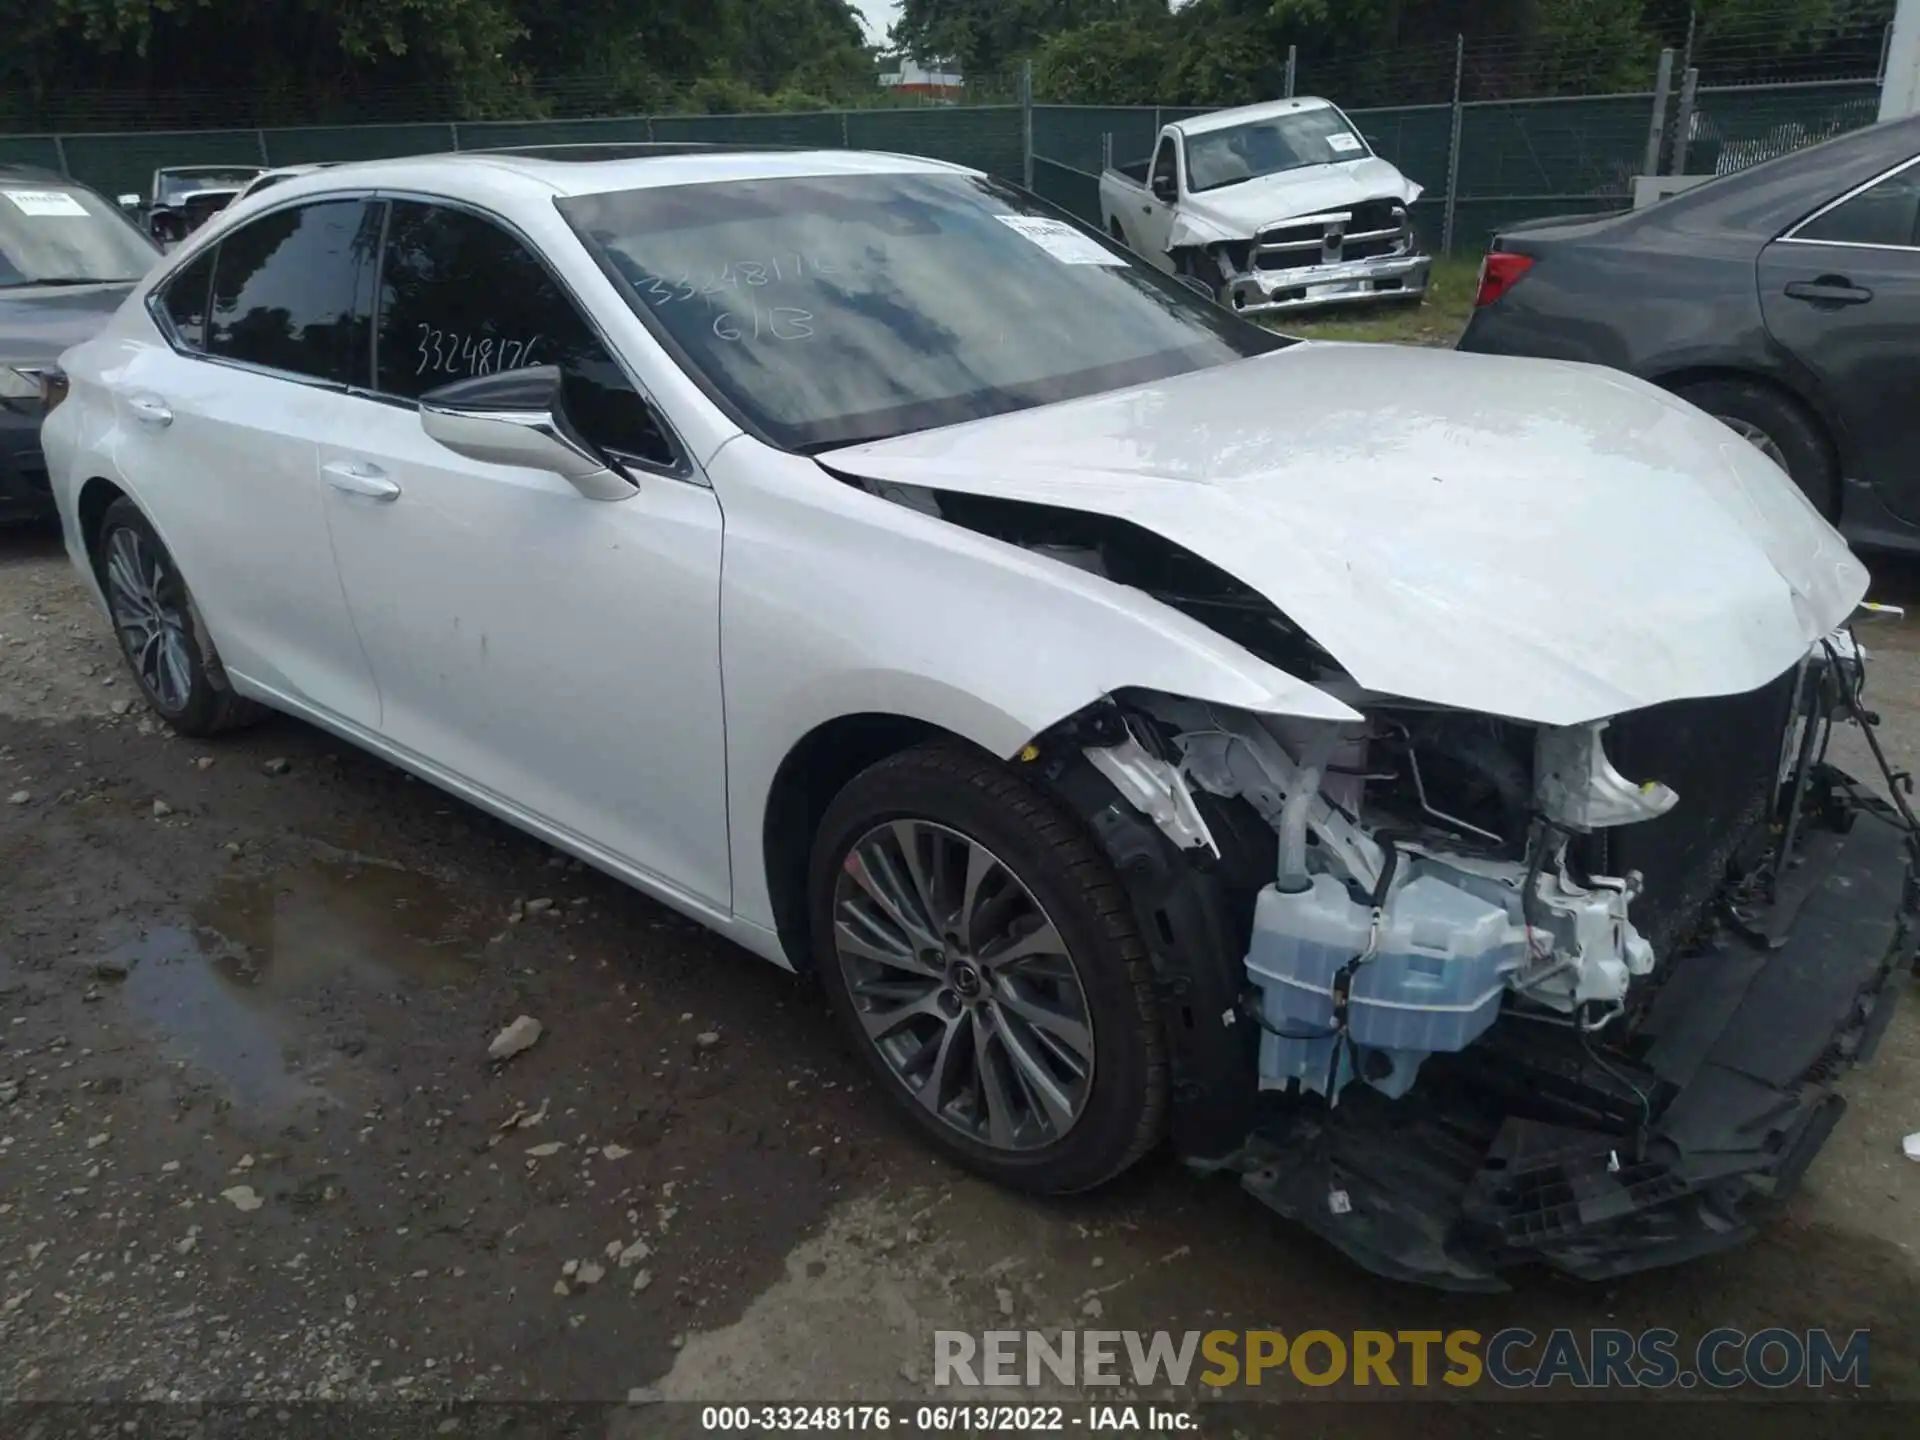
126, 394, 172, 427
1785, 277, 1873, 307
1142, 203, 1154, 214
321, 459, 400, 502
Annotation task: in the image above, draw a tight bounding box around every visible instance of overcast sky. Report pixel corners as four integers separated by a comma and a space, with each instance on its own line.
855, 0, 900, 46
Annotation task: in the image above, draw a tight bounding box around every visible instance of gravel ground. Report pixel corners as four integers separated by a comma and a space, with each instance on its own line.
2, 518, 1917, 1427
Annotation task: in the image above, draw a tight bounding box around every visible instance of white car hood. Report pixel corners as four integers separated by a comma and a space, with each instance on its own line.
826, 344, 1867, 726
1175, 158, 1422, 245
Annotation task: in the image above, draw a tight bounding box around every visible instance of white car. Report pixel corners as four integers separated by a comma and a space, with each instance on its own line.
40, 148, 1913, 1288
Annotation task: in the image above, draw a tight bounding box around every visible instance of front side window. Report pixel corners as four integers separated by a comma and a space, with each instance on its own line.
1795, 160, 1920, 249
560, 172, 1287, 453
1184, 108, 1370, 193
0, 182, 157, 289
207, 199, 377, 384
1149, 138, 1178, 195
374, 200, 674, 467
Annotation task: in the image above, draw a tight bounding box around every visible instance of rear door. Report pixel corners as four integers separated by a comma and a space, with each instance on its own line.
111, 198, 383, 726
1758, 153, 1920, 522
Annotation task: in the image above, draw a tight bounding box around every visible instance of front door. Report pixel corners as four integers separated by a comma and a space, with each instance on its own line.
1135, 136, 1181, 268
1758, 153, 1920, 523
316, 199, 732, 908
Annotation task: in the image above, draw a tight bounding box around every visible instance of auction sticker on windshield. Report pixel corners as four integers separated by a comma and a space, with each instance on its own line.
1327, 132, 1363, 153
995, 215, 1126, 265
2, 189, 89, 217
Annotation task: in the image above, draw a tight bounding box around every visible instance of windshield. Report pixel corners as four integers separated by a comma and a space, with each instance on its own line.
560, 172, 1286, 451
0, 183, 158, 287
1184, 108, 1370, 193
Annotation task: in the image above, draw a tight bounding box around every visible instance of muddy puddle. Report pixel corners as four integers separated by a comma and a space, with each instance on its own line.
115, 856, 482, 1110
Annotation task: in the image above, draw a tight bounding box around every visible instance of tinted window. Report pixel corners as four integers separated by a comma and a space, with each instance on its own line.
0, 182, 156, 288
375, 201, 673, 466
1797, 162, 1920, 248
1150, 139, 1178, 193
157, 249, 215, 349
208, 200, 375, 383
559, 173, 1286, 452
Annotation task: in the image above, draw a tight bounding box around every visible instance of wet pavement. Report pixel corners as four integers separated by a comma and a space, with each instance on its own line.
2, 519, 1918, 1424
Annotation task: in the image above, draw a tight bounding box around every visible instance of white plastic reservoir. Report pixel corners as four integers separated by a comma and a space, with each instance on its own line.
1245, 870, 1526, 1099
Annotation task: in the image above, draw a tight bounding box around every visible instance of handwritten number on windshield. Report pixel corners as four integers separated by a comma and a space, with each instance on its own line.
644, 255, 838, 307
713, 305, 814, 343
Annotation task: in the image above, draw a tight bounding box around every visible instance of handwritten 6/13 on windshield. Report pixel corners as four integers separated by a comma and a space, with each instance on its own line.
713, 305, 814, 343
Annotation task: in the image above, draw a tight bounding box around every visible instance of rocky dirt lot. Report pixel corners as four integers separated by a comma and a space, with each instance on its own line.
2, 519, 1918, 1433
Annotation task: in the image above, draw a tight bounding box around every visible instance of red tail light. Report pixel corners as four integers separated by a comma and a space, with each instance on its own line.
1474, 251, 1534, 308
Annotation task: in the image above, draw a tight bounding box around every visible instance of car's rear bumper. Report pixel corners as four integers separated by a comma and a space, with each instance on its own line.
1240, 771, 1914, 1289
1223, 252, 1432, 316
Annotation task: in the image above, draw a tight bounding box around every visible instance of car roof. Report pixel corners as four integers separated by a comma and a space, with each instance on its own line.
1173, 97, 1336, 137
1635, 110, 1920, 239
237, 145, 978, 212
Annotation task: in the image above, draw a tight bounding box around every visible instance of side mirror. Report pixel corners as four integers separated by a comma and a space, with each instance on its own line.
1150, 173, 1177, 203
418, 364, 635, 501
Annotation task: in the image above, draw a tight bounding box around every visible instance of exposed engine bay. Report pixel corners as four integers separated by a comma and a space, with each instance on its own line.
851, 475, 1916, 1289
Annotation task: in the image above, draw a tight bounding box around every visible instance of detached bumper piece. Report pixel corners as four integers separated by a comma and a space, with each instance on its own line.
1222, 253, 1431, 316
1241, 778, 1914, 1290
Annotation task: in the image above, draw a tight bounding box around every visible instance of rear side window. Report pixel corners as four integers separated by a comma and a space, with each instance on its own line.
156, 249, 215, 349
207, 199, 377, 384
1795, 161, 1920, 249
374, 200, 676, 467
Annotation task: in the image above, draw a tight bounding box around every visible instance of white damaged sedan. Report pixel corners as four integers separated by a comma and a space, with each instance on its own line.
40, 147, 1914, 1288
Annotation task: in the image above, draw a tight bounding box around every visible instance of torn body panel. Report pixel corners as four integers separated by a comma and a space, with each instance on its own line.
1032, 627, 1910, 1286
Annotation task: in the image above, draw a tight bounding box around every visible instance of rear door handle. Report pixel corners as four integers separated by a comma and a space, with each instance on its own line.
126, 394, 172, 427
321, 459, 400, 502
1785, 278, 1873, 307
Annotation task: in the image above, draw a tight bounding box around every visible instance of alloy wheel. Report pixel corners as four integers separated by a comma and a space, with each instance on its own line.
830, 819, 1096, 1152
104, 526, 195, 713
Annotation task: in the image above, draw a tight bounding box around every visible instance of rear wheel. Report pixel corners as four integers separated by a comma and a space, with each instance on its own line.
809, 743, 1166, 1194
96, 498, 263, 737
1675, 377, 1838, 518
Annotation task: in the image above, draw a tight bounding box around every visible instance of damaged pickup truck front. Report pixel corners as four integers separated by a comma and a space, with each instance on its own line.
1099, 97, 1430, 315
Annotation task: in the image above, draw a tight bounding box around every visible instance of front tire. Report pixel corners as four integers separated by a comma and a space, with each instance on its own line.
809, 743, 1166, 1194
96, 498, 263, 737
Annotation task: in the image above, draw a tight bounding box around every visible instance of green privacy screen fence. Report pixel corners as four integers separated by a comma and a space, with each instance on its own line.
0, 79, 1884, 256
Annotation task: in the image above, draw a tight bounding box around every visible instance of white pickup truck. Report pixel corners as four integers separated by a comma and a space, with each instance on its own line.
1099, 96, 1430, 316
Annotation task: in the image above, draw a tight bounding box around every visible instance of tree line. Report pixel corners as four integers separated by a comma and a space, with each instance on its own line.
906, 0, 1895, 107
0, 0, 1896, 129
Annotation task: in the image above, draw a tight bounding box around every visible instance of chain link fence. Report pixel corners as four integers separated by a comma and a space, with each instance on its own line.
0, 13, 1897, 256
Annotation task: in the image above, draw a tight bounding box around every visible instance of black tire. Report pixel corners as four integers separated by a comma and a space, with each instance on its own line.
95, 497, 265, 737
1108, 218, 1130, 249
1674, 377, 1838, 518
809, 742, 1167, 1194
